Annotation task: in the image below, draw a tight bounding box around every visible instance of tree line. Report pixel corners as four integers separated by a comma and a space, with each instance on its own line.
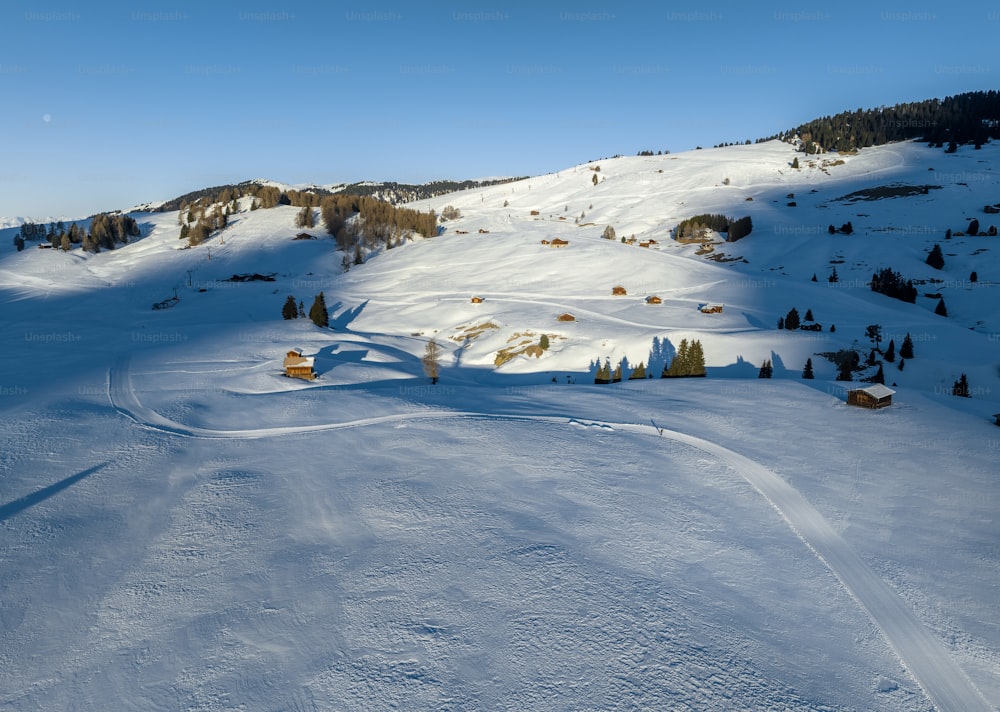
14, 214, 139, 252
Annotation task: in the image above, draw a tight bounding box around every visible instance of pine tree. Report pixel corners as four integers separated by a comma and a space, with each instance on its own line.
836, 358, 853, 381
884, 339, 896, 363
665, 339, 689, 377
900, 333, 914, 359
952, 373, 971, 397
592, 173, 599, 186
828, 267, 839, 283
282, 295, 298, 320
802, 357, 814, 379
777, 316, 785, 330
422, 339, 441, 384
811, 273, 817, 282
934, 297, 948, 316
539, 334, 550, 350
926, 243, 945, 269
595, 359, 611, 384
309, 292, 329, 328
970, 271, 978, 283
629, 361, 646, 379
758, 358, 773, 378
785, 307, 800, 330
898, 357, 905, 371
872, 363, 885, 384
830, 323, 836, 333
791, 157, 800, 169
805, 308, 814, 322
688, 340, 706, 376
298, 300, 305, 318
968, 218, 980, 235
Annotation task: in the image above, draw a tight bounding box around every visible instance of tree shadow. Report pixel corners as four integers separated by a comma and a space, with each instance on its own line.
331, 300, 369, 330
0, 462, 109, 522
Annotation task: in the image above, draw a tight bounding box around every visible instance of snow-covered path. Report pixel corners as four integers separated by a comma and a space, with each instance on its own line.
108, 360, 991, 711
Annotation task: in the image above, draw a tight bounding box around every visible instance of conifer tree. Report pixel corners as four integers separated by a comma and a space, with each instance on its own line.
811, 273, 817, 282
829, 267, 839, 283
872, 363, 885, 384
884, 339, 896, 363
802, 357, 814, 379
926, 243, 945, 269
539, 334, 550, 350
968, 218, 980, 235
688, 340, 706, 376
777, 316, 785, 330
665, 339, 690, 377
898, 357, 905, 371
282, 295, 298, 320
785, 307, 800, 330
900, 333, 914, 359
836, 358, 853, 381
629, 361, 646, 379
830, 323, 836, 332
970, 271, 978, 283
952, 373, 970, 397
758, 358, 773, 378
298, 300, 305, 318
592, 173, 599, 186
422, 339, 441, 384
595, 359, 611, 384
805, 308, 814, 321
309, 292, 329, 327
934, 297, 948, 316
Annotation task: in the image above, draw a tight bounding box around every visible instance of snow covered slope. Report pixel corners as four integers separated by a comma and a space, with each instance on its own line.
0, 140, 997, 711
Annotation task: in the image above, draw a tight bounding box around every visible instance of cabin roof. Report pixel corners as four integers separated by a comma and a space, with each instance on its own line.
849, 384, 895, 399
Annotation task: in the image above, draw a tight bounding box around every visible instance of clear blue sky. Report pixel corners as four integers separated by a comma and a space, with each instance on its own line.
1, 0, 994, 219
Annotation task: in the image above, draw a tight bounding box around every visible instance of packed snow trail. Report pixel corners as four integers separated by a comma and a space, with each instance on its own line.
108, 359, 993, 711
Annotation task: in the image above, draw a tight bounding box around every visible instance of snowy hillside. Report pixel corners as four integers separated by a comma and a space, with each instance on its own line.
0, 140, 998, 711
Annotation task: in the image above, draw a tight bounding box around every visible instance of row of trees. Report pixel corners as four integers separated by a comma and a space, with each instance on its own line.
674, 214, 752, 242
281, 292, 329, 327
14, 214, 139, 252
592, 338, 706, 383
776, 91, 1000, 153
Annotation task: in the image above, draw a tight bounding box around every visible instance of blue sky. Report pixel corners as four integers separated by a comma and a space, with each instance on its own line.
1, 0, 995, 219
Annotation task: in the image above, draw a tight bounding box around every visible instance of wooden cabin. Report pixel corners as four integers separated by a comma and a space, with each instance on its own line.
646, 295, 662, 304
549, 238, 569, 247
700, 303, 724, 314
478, 228, 490, 234
612, 286, 627, 296
638, 242, 652, 248
993, 413, 1000, 427
283, 348, 316, 381
847, 384, 895, 409
556, 313, 576, 322
530, 210, 540, 216
470, 296, 484, 303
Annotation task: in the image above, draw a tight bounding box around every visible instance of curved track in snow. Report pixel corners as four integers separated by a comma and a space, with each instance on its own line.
107, 357, 992, 712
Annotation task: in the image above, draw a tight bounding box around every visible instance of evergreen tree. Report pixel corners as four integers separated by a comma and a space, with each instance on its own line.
802, 357, 814, 379
811, 273, 817, 282
934, 297, 948, 316
665, 339, 689, 377
970, 271, 978, 283
836, 358, 853, 381
926, 243, 945, 269
758, 358, 773, 378
828, 267, 839, 283
777, 316, 785, 330
282, 295, 298, 320
898, 357, 905, 371
422, 339, 441, 384
539, 334, 550, 350
884, 339, 896, 363
872, 363, 885, 384
602, 225, 616, 240
952, 373, 970, 397
805, 308, 814, 321
865, 324, 882, 352
791, 156, 800, 169
592, 173, 599, 186
946, 228, 952, 239
629, 361, 647, 380
309, 292, 329, 327
968, 218, 980, 235
612, 359, 624, 382
830, 323, 836, 332
785, 307, 800, 330
595, 359, 612, 384
900, 333, 914, 359
688, 340, 706, 376
298, 300, 305, 318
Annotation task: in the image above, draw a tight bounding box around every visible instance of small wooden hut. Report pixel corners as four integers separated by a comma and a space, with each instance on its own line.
557, 313, 576, 322
646, 295, 662, 304
700, 303, 724, 314
471, 296, 484, 303
847, 384, 895, 409
612, 286, 627, 296
549, 238, 569, 247
283, 348, 316, 381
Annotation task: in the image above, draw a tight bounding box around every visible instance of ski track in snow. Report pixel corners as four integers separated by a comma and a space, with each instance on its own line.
108, 357, 993, 712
